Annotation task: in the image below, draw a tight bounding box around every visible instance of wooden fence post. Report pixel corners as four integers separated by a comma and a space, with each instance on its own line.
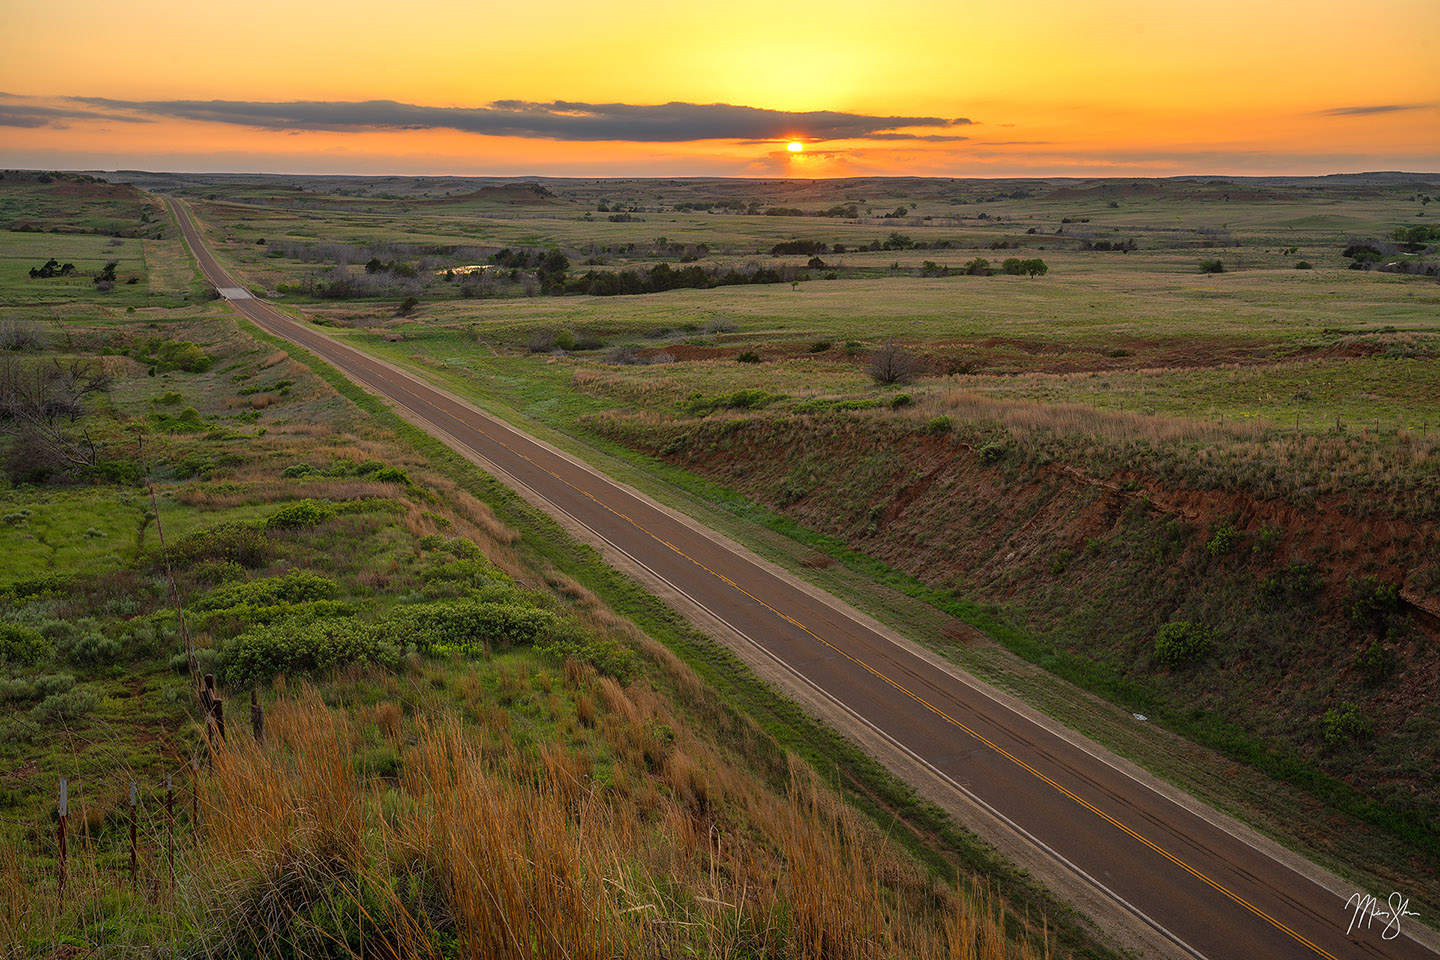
57, 778, 68, 898
251, 688, 264, 744
190, 756, 199, 839
165, 774, 174, 896
128, 781, 138, 890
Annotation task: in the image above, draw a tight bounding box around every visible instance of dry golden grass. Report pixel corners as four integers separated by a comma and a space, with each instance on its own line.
149, 688, 1048, 959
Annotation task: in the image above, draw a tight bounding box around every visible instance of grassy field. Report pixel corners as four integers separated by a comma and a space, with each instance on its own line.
158, 170, 1440, 910
0, 175, 1096, 958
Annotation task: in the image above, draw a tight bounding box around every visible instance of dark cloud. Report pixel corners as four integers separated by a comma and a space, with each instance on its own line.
70, 97, 970, 142
1321, 104, 1424, 117
0, 102, 151, 128
864, 133, 970, 142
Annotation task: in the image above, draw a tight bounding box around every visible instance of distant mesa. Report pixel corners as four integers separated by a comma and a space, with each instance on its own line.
419, 182, 562, 205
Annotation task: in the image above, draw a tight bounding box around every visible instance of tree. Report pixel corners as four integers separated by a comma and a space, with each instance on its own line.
1023, 258, 1048, 278
0, 356, 112, 477
867, 337, 924, 385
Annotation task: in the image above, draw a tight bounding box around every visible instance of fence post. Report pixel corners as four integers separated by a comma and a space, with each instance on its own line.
128, 781, 138, 890
165, 774, 174, 896
251, 688, 264, 744
190, 756, 199, 840
57, 778, 68, 898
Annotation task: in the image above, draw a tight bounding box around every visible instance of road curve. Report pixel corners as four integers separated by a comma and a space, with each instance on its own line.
169, 198, 1434, 960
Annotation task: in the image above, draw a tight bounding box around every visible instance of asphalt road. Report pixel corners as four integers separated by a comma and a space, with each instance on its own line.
169, 198, 1434, 960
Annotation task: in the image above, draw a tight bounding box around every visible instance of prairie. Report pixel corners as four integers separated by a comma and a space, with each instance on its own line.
0, 174, 1079, 958
160, 170, 1440, 909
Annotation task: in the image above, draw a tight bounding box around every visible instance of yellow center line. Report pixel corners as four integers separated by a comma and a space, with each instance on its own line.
175, 200, 1338, 960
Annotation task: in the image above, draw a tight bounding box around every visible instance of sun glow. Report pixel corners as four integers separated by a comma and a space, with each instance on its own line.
786, 141, 804, 152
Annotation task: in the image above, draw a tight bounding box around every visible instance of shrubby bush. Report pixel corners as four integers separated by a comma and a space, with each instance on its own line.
170, 522, 274, 568
977, 441, 1007, 463
266, 499, 337, 530
62, 628, 122, 666
33, 673, 75, 697
0, 622, 48, 664
1155, 621, 1213, 666
536, 621, 637, 682
1322, 701, 1373, 745
193, 570, 340, 612
30, 686, 100, 722
218, 618, 409, 688
1206, 523, 1240, 556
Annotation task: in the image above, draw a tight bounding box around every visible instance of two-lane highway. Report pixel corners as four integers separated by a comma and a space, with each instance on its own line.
169, 197, 1435, 960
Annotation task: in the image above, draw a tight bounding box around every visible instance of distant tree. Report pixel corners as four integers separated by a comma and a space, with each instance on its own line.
397, 296, 420, 316
961, 257, 992, 276
1198, 259, 1225, 274
1023, 258, 1048, 278
1001, 258, 1025, 275
0, 356, 111, 477
867, 337, 924, 385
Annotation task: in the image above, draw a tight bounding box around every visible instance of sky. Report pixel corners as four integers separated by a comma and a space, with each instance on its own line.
1, 0, 1437, 178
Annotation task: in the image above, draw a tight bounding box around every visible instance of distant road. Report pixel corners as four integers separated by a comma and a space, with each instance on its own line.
169, 197, 1435, 960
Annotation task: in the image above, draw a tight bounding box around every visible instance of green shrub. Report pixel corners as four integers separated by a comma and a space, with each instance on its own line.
63, 629, 122, 666
1259, 562, 1323, 605
170, 522, 274, 568
889, 393, 913, 409
156, 340, 213, 373
218, 619, 406, 688
421, 559, 502, 586
153, 391, 183, 405
406, 598, 559, 655
1322, 701, 1373, 745
735, 350, 761, 364
190, 560, 247, 585
87, 460, 146, 484
681, 389, 785, 416
193, 570, 341, 612
266, 499, 337, 530
281, 463, 321, 478
1206, 523, 1240, 556
33, 673, 75, 697
1198, 259, 1225, 274
808, 340, 832, 353
1356, 641, 1397, 686
173, 453, 213, 480
977, 441, 1007, 463
1345, 577, 1399, 628
1295, 261, 1313, 270
0, 622, 48, 665
0, 677, 35, 701
371, 466, 409, 485
150, 407, 207, 433
1155, 621, 1213, 667
536, 621, 637, 682
30, 686, 99, 722
925, 416, 952, 435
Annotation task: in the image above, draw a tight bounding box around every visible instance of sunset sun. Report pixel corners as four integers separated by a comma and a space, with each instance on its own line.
786, 140, 804, 152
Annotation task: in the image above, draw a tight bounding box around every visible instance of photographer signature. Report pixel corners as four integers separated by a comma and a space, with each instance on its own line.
1345, 891, 1420, 940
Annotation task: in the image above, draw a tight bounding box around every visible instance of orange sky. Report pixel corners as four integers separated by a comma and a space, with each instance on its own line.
2, 0, 1437, 177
